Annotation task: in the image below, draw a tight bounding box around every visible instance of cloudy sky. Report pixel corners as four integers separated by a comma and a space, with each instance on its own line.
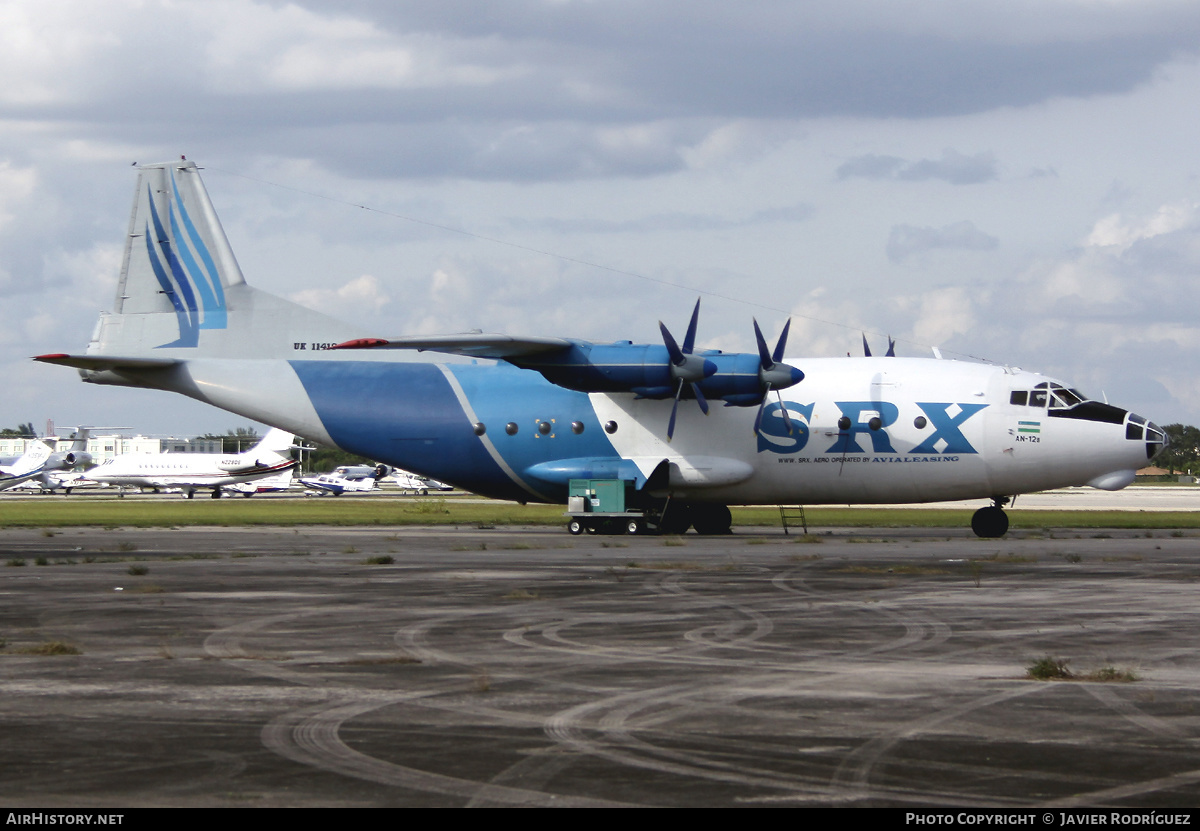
3, 0, 1200, 437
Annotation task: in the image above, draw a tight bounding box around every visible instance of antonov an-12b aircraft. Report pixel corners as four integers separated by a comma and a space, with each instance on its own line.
82, 428, 297, 498
37, 161, 1167, 536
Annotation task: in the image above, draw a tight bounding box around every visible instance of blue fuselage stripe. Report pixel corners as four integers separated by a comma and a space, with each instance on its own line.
288, 360, 619, 501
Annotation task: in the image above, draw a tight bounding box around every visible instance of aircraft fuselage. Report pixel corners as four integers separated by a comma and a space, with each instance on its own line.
110, 354, 1158, 508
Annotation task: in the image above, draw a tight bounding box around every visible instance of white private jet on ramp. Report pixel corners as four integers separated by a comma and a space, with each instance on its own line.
83, 428, 297, 498
0, 441, 54, 492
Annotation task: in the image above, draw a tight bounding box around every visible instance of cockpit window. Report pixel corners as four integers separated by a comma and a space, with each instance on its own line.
1013, 382, 1087, 410
1049, 388, 1084, 409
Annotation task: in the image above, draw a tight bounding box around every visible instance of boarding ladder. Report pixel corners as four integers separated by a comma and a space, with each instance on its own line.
778, 505, 808, 536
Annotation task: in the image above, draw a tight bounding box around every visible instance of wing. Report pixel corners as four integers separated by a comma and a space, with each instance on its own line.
333, 334, 573, 359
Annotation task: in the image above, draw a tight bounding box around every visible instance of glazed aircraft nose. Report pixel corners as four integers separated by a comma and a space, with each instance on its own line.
1123, 413, 1167, 462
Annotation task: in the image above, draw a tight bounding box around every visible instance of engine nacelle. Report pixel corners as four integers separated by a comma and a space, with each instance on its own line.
45, 451, 92, 471
511, 343, 801, 403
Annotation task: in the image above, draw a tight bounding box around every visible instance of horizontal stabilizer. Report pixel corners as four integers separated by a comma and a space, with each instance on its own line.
34, 354, 180, 371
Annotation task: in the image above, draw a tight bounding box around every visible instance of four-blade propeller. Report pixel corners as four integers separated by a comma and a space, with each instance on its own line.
752, 318, 804, 436
657, 300, 806, 441
659, 300, 714, 441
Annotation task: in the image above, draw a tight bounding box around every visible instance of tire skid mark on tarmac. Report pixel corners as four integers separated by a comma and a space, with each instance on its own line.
769, 567, 956, 659
395, 608, 510, 665
653, 571, 777, 651
1041, 768, 1200, 809
210, 607, 622, 803
830, 684, 1047, 802
496, 572, 951, 672
544, 682, 843, 797
263, 697, 628, 806
540, 669, 1016, 805
1084, 683, 1182, 739
467, 750, 585, 809
1032, 685, 1200, 807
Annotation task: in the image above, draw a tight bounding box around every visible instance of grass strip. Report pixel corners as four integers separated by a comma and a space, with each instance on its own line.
0, 498, 1196, 529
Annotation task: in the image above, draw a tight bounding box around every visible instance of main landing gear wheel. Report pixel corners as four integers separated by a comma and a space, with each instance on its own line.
658, 504, 692, 535
971, 505, 1009, 538
692, 504, 732, 535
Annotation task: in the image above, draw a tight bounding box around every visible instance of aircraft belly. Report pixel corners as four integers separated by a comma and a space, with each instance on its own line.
697, 454, 992, 505
170, 359, 337, 446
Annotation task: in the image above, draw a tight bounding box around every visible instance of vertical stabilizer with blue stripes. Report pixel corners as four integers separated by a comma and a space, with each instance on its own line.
91, 160, 355, 360
116, 161, 242, 347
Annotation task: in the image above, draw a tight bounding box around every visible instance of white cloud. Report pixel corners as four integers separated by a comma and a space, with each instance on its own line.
291, 274, 391, 319
1085, 201, 1197, 250
907, 286, 978, 347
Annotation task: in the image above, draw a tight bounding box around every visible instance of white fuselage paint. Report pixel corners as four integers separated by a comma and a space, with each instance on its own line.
589, 358, 1149, 504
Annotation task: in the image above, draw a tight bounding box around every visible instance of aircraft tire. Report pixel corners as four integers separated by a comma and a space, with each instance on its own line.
692, 504, 733, 535
211, 490, 221, 499
659, 504, 692, 535
186, 490, 194, 499
971, 506, 1009, 538
567, 519, 584, 535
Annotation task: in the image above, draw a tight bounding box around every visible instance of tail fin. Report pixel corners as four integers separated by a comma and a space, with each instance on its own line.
10, 441, 53, 476
67, 428, 91, 453
249, 428, 296, 455
87, 160, 354, 360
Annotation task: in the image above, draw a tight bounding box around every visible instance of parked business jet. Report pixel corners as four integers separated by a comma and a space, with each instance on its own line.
0, 428, 95, 493
0, 440, 55, 492
82, 428, 297, 498
37, 161, 1166, 535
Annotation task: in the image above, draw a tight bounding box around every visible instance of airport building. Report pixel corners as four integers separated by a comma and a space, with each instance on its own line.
0, 435, 223, 463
